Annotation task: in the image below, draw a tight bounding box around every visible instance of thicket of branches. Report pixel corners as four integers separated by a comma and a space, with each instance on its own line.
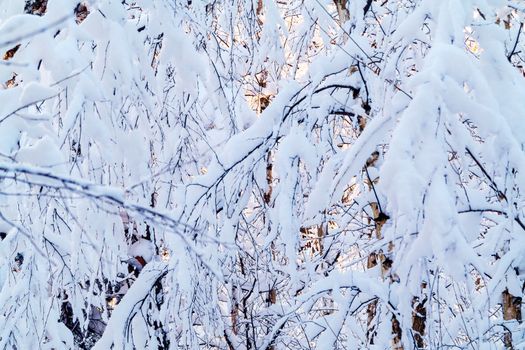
0, 0, 525, 349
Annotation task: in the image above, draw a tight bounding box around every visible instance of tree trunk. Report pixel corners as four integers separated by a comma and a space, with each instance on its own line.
333, 0, 349, 23
502, 289, 522, 349
412, 292, 427, 349
364, 156, 402, 349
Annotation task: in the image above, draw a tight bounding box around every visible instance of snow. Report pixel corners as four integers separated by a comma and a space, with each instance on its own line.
1, 0, 525, 349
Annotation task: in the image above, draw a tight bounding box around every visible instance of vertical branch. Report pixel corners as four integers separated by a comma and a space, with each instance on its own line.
264, 153, 273, 205
264, 149, 277, 350
231, 283, 239, 336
